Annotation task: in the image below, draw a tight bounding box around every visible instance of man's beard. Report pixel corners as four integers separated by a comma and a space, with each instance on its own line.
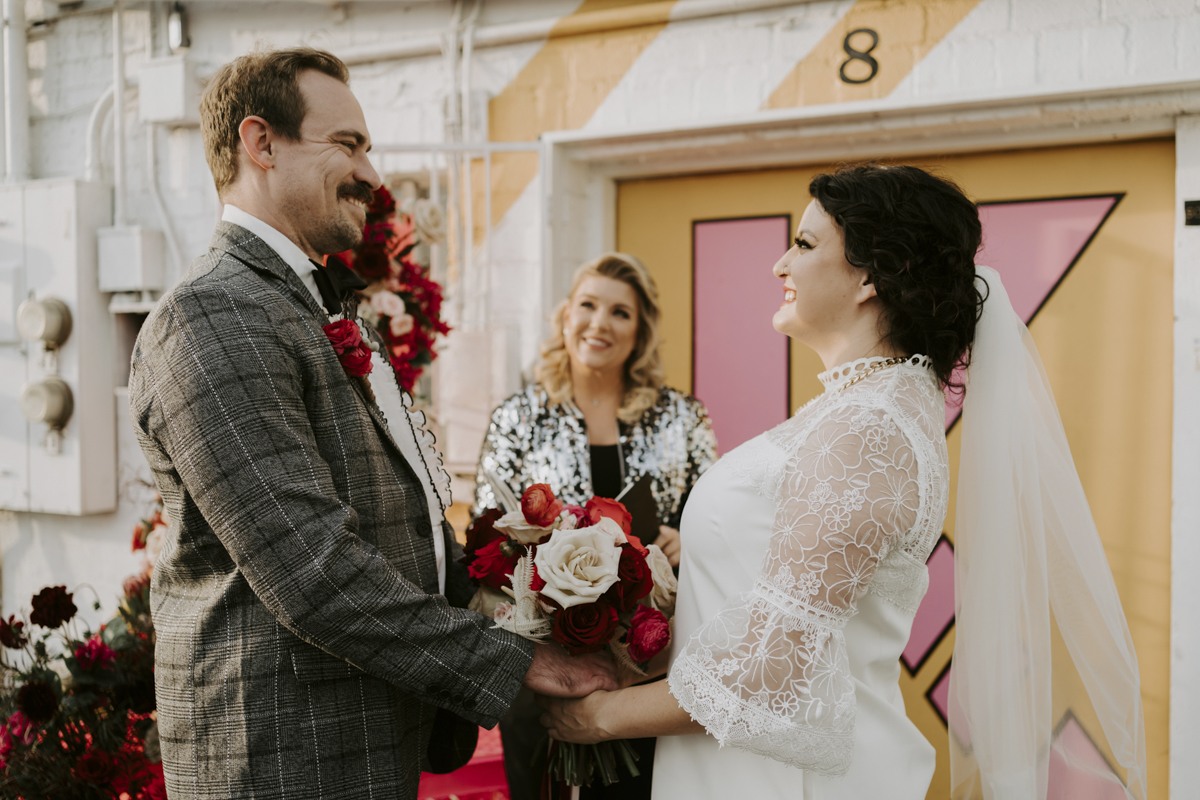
314, 180, 373, 254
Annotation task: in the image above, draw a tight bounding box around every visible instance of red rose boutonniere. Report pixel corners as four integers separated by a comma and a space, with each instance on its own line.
323, 319, 374, 378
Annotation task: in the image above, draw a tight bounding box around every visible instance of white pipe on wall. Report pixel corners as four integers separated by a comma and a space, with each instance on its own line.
3, 0, 29, 182
84, 86, 115, 183
112, 1, 126, 226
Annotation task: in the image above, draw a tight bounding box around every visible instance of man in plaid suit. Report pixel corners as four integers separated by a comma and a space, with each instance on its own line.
128, 47, 615, 799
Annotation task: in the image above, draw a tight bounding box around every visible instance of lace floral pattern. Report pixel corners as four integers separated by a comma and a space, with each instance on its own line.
669, 357, 948, 775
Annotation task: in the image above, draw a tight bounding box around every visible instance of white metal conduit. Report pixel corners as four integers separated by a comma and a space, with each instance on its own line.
339, 0, 816, 66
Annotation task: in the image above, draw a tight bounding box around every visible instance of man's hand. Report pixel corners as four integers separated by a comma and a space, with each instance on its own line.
657, 525, 681, 567
523, 643, 618, 698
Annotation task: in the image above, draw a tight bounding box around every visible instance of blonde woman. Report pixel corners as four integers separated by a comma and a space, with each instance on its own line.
473, 253, 718, 800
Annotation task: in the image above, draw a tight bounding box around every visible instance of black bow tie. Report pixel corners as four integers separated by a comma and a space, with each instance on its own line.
310, 256, 367, 316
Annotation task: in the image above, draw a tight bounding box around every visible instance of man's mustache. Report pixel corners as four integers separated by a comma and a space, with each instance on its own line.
338, 182, 374, 205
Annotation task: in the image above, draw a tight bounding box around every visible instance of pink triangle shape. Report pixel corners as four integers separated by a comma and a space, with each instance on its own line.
944, 195, 1122, 429
1048, 714, 1128, 800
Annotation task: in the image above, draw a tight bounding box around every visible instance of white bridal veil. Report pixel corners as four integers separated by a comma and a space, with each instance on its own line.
949, 266, 1147, 800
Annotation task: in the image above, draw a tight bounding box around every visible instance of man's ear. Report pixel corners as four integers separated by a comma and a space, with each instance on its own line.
237, 116, 276, 172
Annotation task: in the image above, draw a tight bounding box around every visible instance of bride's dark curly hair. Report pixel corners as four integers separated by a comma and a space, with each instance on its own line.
809, 164, 985, 394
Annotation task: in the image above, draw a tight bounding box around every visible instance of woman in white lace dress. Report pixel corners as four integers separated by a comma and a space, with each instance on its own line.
541, 164, 1147, 800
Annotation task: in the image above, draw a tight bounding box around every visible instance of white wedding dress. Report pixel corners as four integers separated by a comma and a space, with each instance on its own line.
653, 355, 949, 800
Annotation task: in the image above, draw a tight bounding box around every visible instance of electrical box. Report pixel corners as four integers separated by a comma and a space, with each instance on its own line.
138, 54, 201, 126
0, 179, 116, 515
98, 225, 165, 292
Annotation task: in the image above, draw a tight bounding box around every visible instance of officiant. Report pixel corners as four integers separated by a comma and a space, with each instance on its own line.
472, 252, 718, 800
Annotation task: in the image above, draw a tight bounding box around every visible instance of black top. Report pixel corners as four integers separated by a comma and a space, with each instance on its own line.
589, 444, 622, 499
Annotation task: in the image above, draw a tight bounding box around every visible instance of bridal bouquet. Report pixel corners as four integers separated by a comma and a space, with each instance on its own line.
463, 485, 677, 788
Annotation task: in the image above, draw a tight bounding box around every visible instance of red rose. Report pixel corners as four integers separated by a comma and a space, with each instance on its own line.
521, 484, 564, 528
467, 539, 526, 591
603, 544, 654, 612
585, 497, 632, 537
30, 585, 76, 629
123, 570, 152, 602
562, 504, 590, 528
550, 600, 619, 656
323, 318, 362, 353
0, 615, 26, 649
463, 508, 505, 562
131, 522, 147, 552
340, 342, 374, 377
530, 564, 546, 593
74, 636, 117, 672
73, 750, 119, 786
625, 606, 670, 662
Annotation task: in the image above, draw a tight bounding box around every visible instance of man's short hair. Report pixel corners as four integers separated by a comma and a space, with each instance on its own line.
200, 46, 349, 197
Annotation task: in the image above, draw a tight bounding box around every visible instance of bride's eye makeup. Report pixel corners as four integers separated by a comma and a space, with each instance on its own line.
794, 236, 812, 250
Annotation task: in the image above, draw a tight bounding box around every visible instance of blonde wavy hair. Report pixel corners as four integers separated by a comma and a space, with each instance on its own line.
535, 253, 665, 423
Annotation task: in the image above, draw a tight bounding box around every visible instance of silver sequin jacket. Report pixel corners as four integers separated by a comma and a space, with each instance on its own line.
472, 385, 719, 529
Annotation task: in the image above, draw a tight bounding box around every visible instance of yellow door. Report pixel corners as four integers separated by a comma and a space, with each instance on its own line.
617, 139, 1173, 799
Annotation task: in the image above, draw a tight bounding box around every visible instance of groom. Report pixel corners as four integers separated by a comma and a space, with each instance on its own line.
128, 47, 614, 799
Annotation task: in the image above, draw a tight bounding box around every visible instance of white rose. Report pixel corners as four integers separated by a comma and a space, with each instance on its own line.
145, 523, 166, 568
533, 524, 623, 609
50, 658, 73, 691
411, 198, 446, 244
389, 313, 415, 338
644, 544, 677, 614
370, 290, 407, 318
494, 510, 555, 545
592, 515, 628, 546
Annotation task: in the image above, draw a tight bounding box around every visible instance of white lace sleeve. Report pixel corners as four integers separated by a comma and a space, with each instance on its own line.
668, 403, 922, 774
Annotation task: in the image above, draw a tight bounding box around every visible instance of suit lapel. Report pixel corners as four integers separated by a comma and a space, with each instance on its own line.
210, 223, 413, 472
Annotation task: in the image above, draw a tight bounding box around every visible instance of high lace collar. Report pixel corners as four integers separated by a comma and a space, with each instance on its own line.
818, 354, 933, 393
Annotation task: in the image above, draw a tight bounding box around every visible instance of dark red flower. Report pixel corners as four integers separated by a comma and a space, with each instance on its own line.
123, 570, 152, 602
625, 606, 670, 662
463, 509, 505, 562
30, 585, 77, 628
603, 544, 654, 613
322, 320, 373, 378
0, 615, 26, 649
467, 539, 526, 591
522, 484, 564, 528
530, 564, 546, 593
131, 522, 147, 551
73, 750, 119, 785
16, 680, 57, 723
550, 601, 619, 656
74, 636, 117, 672
366, 185, 397, 220
562, 505, 590, 528
7, 712, 35, 746
585, 497, 632, 537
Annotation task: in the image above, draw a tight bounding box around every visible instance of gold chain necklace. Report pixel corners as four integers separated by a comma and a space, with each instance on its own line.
836, 356, 908, 393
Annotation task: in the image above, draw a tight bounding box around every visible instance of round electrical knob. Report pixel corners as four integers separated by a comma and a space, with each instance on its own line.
20, 377, 74, 429
17, 297, 72, 347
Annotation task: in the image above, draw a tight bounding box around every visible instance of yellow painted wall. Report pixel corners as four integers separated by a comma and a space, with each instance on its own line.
616, 139, 1174, 799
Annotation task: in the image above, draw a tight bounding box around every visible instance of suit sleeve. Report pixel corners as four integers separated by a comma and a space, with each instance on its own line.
130, 282, 533, 727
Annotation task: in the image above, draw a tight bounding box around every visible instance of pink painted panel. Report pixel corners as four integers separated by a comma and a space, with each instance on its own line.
1048, 716, 1128, 800
902, 537, 955, 672
694, 217, 791, 455
945, 195, 1121, 429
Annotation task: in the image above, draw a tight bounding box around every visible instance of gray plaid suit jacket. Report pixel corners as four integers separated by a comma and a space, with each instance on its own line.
128, 222, 534, 799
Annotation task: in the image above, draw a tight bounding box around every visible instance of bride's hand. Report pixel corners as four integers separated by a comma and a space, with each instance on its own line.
537, 691, 615, 745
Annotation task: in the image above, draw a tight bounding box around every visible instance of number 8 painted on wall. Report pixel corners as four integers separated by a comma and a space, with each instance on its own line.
840, 28, 879, 84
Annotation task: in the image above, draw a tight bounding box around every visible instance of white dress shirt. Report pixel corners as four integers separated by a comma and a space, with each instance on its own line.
222, 204, 324, 310
220, 203, 447, 593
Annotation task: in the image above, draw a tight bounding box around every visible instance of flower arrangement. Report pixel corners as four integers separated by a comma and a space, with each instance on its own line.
335, 184, 450, 393
0, 496, 165, 798
463, 485, 677, 789
0, 579, 160, 799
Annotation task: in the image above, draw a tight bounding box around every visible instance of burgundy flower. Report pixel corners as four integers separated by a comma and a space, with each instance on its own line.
585, 497, 633, 538
131, 522, 148, 551
7, 712, 36, 746
550, 601, 619, 656
463, 508, 505, 563
0, 722, 11, 768
562, 504, 590, 528
74, 636, 117, 672
521, 484, 564, 528
123, 570, 152, 602
16, 680, 57, 723
73, 750, 119, 785
625, 605, 670, 662
603, 544, 654, 613
322, 320, 374, 378
30, 585, 77, 629
0, 615, 26, 649
467, 539, 526, 591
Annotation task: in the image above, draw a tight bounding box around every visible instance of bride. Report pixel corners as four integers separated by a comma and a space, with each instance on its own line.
540, 165, 1146, 800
